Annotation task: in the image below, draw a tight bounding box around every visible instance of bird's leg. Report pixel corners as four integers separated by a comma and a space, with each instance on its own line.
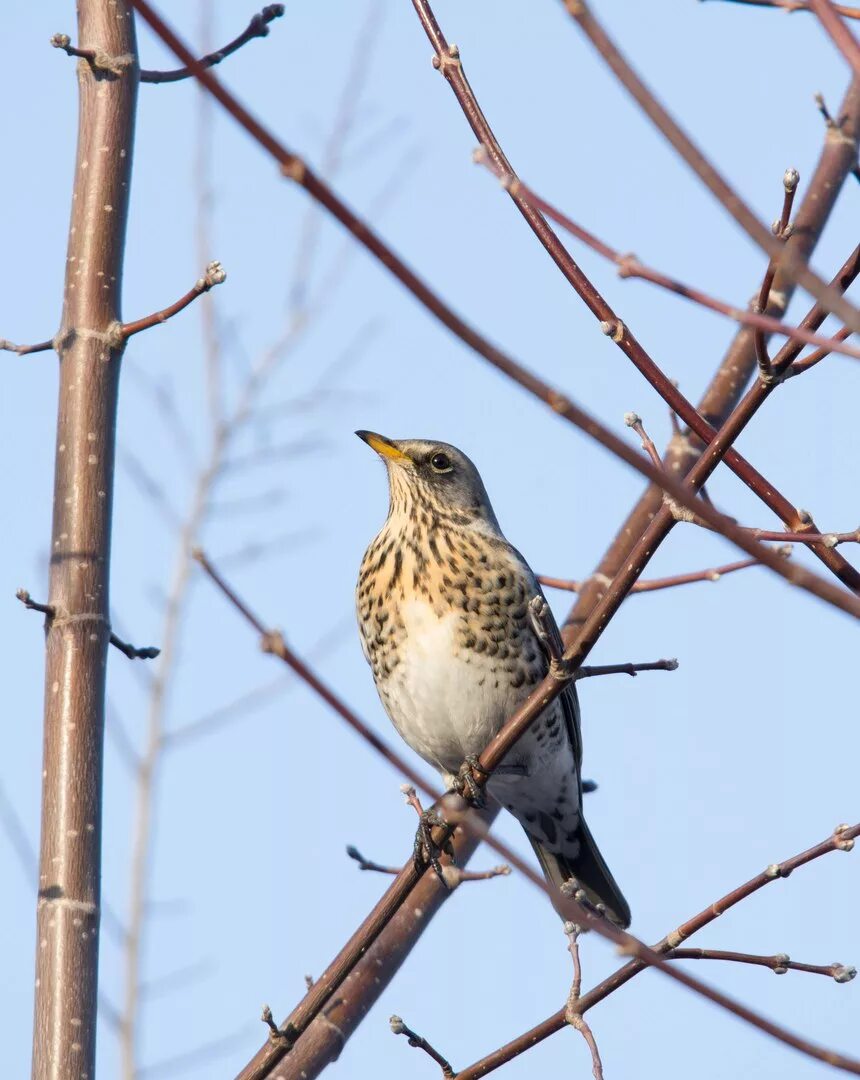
412, 807, 455, 882
402, 785, 456, 886
449, 754, 488, 809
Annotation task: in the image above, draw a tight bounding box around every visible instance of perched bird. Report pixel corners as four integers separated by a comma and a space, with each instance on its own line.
355, 432, 630, 927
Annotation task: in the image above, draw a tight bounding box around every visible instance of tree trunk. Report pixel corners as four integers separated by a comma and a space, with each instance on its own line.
31, 5, 138, 1079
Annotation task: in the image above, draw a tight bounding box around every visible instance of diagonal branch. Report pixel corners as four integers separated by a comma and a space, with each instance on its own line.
704, 0, 860, 16
140, 4, 284, 83
539, 553, 790, 595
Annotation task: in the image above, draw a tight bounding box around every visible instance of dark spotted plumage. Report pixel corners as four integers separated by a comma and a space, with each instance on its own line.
355, 433, 630, 927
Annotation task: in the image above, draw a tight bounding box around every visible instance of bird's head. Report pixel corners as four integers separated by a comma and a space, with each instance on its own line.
356, 431, 499, 529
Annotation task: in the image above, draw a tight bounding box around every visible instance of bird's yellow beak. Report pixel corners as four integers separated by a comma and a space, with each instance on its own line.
355, 430, 412, 464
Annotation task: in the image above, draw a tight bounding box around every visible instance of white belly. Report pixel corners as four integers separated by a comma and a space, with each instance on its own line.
381, 599, 515, 775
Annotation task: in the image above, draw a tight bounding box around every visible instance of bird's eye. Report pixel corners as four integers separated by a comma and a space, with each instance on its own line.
430, 451, 453, 473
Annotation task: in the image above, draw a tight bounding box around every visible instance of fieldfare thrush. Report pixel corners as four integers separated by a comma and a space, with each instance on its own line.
355, 432, 630, 928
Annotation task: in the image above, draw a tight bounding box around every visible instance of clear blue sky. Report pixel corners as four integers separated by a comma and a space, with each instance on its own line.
1, 2, 858, 1078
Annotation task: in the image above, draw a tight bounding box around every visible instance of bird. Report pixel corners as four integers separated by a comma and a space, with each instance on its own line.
355, 431, 630, 928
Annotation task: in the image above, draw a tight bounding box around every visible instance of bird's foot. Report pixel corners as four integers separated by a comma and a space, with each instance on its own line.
412, 808, 455, 885
449, 755, 488, 809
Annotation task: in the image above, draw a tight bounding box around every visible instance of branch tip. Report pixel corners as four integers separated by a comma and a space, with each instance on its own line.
833, 964, 857, 984
783, 167, 800, 192
389, 1014, 455, 1077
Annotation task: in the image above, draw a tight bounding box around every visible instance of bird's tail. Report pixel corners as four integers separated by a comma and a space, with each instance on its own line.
529, 818, 631, 928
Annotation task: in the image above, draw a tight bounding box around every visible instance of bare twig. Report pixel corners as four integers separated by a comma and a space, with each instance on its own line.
786, 325, 854, 376
564, 922, 604, 1080
390, 1016, 455, 1078
121, 261, 226, 339
755, 170, 799, 376
0, 337, 53, 356
703, 0, 860, 17
540, 554, 789, 595
50, 31, 134, 75
17, 590, 159, 661
109, 632, 160, 661
347, 844, 510, 885
669, 949, 856, 980
576, 658, 679, 679
140, 4, 284, 83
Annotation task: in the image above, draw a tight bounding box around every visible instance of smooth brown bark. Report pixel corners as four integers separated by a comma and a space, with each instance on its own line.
31, 5, 138, 1079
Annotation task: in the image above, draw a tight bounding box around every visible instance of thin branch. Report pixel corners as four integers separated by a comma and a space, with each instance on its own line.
786, 325, 854, 377
669, 949, 857, 980
49, 31, 135, 76
564, 922, 604, 1080
140, 4, 284, 83
0, 337, 53, 356
754, 169, 799, 378
703, 0, 860, 17
16, 590, 159, 661
109, 632, 160, 661
474, 155, 860, 363
539, 554, 789, 595
121, 261, 226, 339
346, 844, 511, 885
557, 0, 860, 333
389, 1016, 456, 1079
126, 0, 860, 595
575, 658, 679, 679
454, 823, 860, 1079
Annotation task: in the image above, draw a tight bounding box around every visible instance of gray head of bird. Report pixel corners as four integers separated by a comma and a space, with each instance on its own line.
356, 430, 500, 530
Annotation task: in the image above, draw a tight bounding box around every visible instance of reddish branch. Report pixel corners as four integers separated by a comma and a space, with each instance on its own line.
127, 0, 860, 596
668, 950, 856, 980
454, 823, 860, 1079
705, 0, 860, 17
557, 0, 860, 334
539, 555, 788, 595
475, 154, 860, 362
0, 337, 54, 356
754, 169, 799, 378
120, 261, 226, 339
389, 1016, 455, 1078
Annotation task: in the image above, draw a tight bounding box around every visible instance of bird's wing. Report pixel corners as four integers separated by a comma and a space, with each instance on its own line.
509, 542, 584, 782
